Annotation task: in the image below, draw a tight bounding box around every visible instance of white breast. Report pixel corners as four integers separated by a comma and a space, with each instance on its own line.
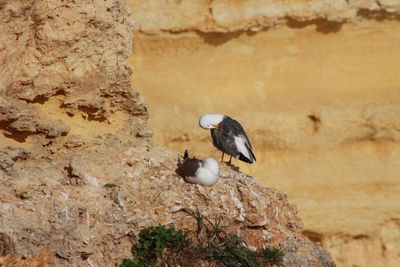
184, 157, 220, 186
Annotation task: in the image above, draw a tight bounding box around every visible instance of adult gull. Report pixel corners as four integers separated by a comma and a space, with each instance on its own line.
199, 114, 256, 164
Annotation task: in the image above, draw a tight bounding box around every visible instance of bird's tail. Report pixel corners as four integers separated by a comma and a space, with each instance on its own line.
238, 148, 256, 164
238, 153, 253, 164
243, 140, 256, 163
248, 148, 256, 162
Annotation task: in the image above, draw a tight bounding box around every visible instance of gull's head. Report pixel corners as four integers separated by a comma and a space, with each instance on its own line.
202, 157, 220, 175
199, 114, 225, 130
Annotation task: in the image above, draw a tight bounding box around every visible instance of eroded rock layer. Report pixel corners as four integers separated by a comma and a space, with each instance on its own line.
0, 0, 147, 152
131, 0, 400, 33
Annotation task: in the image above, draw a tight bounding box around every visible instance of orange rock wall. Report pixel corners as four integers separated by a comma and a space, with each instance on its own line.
128, 1, 400, 266
0, 1, 336, 266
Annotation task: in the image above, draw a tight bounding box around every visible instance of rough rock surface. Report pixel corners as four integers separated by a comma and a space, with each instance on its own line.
128, 1, 400, 266
130, 0, 400, 33
0, 142, 336, 266
0, 0, 335, 266
0, 0, 146, 151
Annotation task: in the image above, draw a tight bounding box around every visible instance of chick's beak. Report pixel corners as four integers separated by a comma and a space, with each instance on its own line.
211, 124, 220, 130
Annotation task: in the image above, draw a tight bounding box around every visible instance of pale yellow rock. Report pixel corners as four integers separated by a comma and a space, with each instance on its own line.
0, 0, 335, 266
128, 0, 400, 266
0, 0, 147, 151
129, 0, 400, 32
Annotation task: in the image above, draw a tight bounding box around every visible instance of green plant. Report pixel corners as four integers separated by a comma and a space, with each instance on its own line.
120, 225, 190, 266
134, 225, 190, 260
119, 209, 285, 266
188, 208, 260, 266
261, 246, 285, 265
104, 183, 117, 188
209, 234, 260, 267
119, 258, 141, 267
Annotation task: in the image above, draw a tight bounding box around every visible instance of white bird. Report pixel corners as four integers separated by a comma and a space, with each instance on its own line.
179, 150, 220, 186
199, 114, 256, 164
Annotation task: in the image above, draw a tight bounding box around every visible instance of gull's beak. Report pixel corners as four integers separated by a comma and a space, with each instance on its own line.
211, 124, 220, 130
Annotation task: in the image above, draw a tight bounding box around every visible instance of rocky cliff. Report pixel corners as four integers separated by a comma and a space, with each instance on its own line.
128, 0, 400, 266
0, 0, 335, 266
131, 0, 400, 33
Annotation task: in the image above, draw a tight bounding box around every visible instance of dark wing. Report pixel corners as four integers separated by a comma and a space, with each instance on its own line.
222, 116, 253, 149
181, 158, 201, 177
216, 116, 256, 163
211, 126, 238, 156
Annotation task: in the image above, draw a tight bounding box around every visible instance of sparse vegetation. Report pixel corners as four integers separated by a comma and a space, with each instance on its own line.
190, 208, 261, 266
208, 234, 259, 266
121, 225, 191, 266
261, 246, 285, 265
103, 183, 117, 188
135, 225, 190, 265
120, 208, 284, 266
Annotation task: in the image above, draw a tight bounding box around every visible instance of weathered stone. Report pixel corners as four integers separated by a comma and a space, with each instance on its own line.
0, 0, 336, 266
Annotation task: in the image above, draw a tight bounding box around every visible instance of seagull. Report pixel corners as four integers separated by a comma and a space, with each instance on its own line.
199, 114, 256, 164
179, 150, 220, 186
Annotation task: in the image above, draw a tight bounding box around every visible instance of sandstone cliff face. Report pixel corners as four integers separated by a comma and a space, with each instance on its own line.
128, 1, 400, 266
0, 0, 146, 152
0, 0, 335, 266
0, 142, 335, 266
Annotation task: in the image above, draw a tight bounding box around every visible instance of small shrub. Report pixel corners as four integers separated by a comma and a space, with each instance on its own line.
133, 225, 190, 260
119, 209, 284, 266
261, 246, 285, 265
119, 258, 140, 267
120, 225, 190, 266
209, 234, 260, 267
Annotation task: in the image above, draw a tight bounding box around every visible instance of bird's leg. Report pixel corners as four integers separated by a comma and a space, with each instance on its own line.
220, 152, 225, 163
228, 155, 232, 164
